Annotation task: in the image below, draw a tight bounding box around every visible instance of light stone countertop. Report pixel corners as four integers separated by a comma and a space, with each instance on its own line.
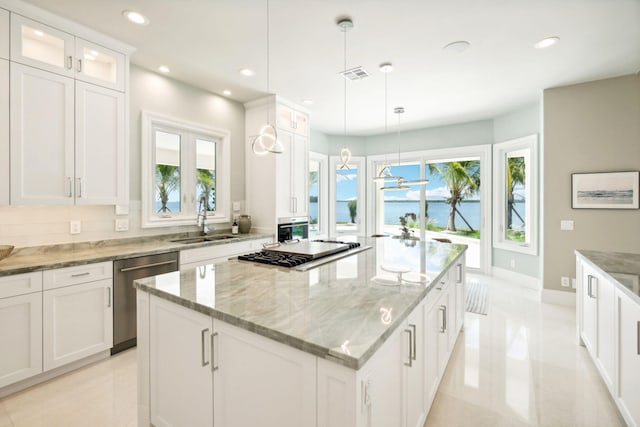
576, 249, 640, 305
0, 232, 273, 277
133, 237, 467, 369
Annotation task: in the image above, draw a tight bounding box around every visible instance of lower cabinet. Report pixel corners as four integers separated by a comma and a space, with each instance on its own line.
617, 290, 640, 427
43, 278, 113, 370
404, 301, 427, 427
0, 291, 42, 387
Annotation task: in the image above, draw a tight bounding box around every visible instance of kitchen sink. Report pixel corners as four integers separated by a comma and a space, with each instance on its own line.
169, 235, 238, 244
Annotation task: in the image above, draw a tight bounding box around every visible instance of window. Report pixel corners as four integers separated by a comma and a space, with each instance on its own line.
329, 156, 365, 236
493, 135, 538, 255
142, 111, 230, 228
309, 152, 328, 237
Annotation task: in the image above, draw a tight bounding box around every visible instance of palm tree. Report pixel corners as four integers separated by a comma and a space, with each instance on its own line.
197, 169, 216, 211
428, 161, 480, 232
155, 164, 180, 213
347, 200, 357, 223
507, 156, 525, 230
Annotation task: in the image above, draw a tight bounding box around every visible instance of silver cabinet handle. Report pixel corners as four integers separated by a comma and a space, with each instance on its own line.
67, 55, 73, 69
77, 58, 82, 72
71, 271, 91, 277
66, 177, 73, 197
106, 287, 111, 308
439, 305, 447, 333
587, 275, 597, 299
201, 328, 210, 367
119, 259, 177, 273
456, 264, 463, 283
637, 321, 640, 356
76, 177, 83, 198
403, 328, 413, 367
409, 323, 417, 361
212, 332, 219, 372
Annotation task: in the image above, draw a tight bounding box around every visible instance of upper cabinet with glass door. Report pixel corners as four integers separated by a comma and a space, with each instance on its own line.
10, 15, 125, 91
0, 8, 9, 59
278, 104, 309, 136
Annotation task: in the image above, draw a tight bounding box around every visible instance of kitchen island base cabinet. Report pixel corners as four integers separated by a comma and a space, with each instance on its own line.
617, 290, 640, 427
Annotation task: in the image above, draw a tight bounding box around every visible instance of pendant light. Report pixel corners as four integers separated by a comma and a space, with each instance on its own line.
337, 18, 353, 169
252, 0, 284, 155
380, 107, 430, 190
373, 62, 401, 182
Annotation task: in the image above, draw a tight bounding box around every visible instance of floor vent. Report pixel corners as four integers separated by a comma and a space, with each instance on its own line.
340, 66, 370, 80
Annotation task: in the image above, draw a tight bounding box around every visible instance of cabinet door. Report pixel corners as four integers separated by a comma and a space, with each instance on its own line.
595, 272, 615, 391
43, 279, 113, 370
275, 131, 295, 218
75, 38, 125, 91
10, 63, 74, 205
437, 288, 452, 377
10, 14, 74, 77
580, 263, 598, 354
0, 58, 7, 205
425, 298, 441, 406
0, 8, 8, 60
0, 292, 42, 387
150, 296, 213, 427
75, 81, 126, 205
291, 133, 309, 216
617, 291, 640, 427
454, 261, 465, 334
405, 303, 427, 427
213, 320, 316, 427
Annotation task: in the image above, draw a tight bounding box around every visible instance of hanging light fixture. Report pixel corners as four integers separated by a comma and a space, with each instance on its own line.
252, 0, 284, 155
373, 62, 402, 182
381, 107, 430, 190
337, 17, 353, 169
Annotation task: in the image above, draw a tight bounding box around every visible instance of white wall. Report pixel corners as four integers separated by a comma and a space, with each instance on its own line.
543, 74, 640, 293
0, 65, 246, 247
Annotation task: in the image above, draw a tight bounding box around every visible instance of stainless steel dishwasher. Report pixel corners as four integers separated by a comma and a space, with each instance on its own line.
112, 252, 179, 354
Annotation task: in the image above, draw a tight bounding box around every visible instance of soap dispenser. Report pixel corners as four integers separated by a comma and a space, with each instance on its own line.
232, 217, 239, 235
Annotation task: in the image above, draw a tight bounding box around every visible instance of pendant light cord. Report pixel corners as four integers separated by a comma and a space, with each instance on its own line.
266, 0, 271, 125
343, 26, 347, 139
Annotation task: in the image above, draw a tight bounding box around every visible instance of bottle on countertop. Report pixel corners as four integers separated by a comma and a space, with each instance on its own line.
232, 218, 239, 235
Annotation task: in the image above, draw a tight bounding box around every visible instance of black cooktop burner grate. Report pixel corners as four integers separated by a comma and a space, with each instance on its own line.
238, 251, 313, 267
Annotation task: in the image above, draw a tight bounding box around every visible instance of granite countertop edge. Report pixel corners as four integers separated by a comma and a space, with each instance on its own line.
575, 249, 640, 305
0, 232, 273, 277
133, 248, 466, 370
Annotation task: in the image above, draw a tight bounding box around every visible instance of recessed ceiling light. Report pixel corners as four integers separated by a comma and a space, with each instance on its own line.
158, 65, 170, 73
122, 10, 149, 25
33, 29, 44, 37
302, 99, 313, 105
223, 90, 232, 96
443, 41, 471, 54
534, 36, 560, 49
239, 68, 254, 77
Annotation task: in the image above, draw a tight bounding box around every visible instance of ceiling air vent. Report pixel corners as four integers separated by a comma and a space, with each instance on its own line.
340, 66, 370, 81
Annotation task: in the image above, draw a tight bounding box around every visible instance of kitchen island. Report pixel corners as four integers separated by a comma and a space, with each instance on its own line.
134, 237, 467, 427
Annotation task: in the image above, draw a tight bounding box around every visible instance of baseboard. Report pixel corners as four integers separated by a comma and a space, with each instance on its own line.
0, 350, 110, 399
491, 266, 541, 290
541, 289, 576, 307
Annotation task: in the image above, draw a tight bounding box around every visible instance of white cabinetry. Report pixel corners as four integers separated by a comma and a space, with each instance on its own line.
149, 295, 213, 427
43, 262, 113, 370
245, 96, 310, 232
10, 15, 125, 91
617, 290, 640, 427
577, 259, 615, 391
0, 8, 8, 59
0, 272, 43, 387
405, 301, 427, 427
143, 294, 316, 427
0, 57, 8, 205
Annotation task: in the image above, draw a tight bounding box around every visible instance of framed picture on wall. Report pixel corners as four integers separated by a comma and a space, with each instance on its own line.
571, 171, 640, 209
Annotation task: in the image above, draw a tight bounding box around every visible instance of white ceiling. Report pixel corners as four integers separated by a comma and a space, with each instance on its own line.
20, 0, 640, 136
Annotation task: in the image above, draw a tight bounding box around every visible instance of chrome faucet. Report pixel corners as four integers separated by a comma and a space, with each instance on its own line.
197, 196, 210, 235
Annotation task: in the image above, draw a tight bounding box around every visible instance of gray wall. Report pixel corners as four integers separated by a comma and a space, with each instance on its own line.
129, 65, 246, 204
543, 74, 640, 293
492, 104, 542, 278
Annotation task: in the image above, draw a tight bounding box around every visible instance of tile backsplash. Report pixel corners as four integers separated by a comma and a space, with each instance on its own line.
0, 201, 202, 247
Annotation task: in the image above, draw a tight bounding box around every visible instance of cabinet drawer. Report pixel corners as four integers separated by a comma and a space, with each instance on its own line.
0, 271, 43, 299
43, 261, 112, 290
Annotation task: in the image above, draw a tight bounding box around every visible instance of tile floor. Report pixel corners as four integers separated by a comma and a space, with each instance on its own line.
0, 274, 626, 427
